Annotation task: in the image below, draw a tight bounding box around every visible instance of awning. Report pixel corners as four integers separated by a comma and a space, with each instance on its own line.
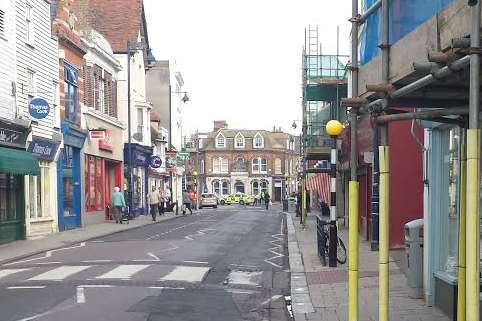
0, 147, 40, 176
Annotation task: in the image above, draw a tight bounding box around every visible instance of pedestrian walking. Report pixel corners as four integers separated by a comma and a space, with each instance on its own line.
182, 190, 193, 215
158, 187, 166, 215
147, 186, 160, 221
264, 191, 270, 210
253, 193, 259, 206
111, 186, 126, 224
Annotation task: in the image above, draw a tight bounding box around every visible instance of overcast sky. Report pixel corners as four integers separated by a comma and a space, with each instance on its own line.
144, 0, 351, 135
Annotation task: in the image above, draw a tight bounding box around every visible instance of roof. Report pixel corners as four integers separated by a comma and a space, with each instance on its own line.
202, 129, 292, 150
73, 0, 148, 53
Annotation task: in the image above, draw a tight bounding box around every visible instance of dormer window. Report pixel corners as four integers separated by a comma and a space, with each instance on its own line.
216, 132, 226, 148
254, 133, 264, 148
235, 132, 245, 148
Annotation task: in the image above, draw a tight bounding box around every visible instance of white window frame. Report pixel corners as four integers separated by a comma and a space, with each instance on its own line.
28, 161, 51, 220
137, 108, 144, 136
213, 157, 228, 174
252, 158, 260, 173
25, 3, 34, 45
275, 158, 282, 175
99, 77, 106, 114
234, 132, 245, 149
260, 158, 267, 173
27, 69, 36, 97
213, 180, 220, 194
216, 132, 226, 148
253, 133, 264, 148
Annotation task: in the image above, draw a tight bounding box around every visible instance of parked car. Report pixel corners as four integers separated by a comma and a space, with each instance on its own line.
200, 193, 218, 209
216, 194, 227, 205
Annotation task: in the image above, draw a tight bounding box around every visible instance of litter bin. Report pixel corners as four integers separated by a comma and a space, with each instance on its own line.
405, 218, 424, 298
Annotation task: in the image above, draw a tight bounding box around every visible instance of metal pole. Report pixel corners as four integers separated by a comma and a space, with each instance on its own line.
348, 0, 359, 317
457, 129, 467, 321
371, 122, 379, 251
466, 2, 481, 321
358, 0, 381, 24
328, 136, 338, 267
127, 41, 133, 218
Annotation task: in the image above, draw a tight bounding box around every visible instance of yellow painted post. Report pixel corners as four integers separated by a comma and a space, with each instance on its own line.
457, 134, 467, 321
379, 146, 390, 321
348, 181, 359, 321
466, 129, 480, 321
302, 179, 307, 227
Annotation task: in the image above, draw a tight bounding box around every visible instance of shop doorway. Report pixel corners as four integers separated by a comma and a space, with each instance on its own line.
104, 161, 122, 208
234, 181, 245, 193
0, 174, 25, 244
58, 146, 81, 231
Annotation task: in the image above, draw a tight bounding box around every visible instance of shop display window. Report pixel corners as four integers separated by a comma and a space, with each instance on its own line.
85, 155, 105, 211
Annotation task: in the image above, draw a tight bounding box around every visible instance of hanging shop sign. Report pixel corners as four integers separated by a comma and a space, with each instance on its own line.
89, 130, 106, 140
98, 129, 113, 151
28, 97, 50, 119
27, 138, 59, 161
149, 156, 162, 168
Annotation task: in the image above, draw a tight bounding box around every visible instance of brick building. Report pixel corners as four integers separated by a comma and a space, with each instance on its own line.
196, 121, 299, 201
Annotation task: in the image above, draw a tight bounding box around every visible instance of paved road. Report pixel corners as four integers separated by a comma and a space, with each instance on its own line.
0, 205, 291, 321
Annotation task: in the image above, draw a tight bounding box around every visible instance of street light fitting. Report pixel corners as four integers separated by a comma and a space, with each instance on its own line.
171, 91, 190, 104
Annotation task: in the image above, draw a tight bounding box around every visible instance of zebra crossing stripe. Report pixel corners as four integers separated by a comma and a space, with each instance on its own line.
160, 266, 210, 282
0, 269, 30, 280
96, 265, 150, 279
28, 266, 91, 281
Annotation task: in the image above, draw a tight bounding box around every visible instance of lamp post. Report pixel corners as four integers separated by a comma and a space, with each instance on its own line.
325, 119, 344, 267
193, 170, 199, 209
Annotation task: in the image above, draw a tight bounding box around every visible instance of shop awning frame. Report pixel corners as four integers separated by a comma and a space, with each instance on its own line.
0, 147, 40, 176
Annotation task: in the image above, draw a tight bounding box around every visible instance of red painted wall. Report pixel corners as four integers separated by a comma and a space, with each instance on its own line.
388, 120, 424, 248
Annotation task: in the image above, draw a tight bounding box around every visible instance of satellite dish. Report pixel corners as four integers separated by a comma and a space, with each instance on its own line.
133, 132, 143, 141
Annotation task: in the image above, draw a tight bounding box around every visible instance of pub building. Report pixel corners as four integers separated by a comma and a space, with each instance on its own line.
0, 118, 39, 244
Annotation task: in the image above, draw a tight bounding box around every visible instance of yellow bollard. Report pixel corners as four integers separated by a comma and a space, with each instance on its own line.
348, 181, 359, 321
457, 134, 467, 321
302, 179, 307, 227
466, 129, 480, 321
379, 146, 390, 321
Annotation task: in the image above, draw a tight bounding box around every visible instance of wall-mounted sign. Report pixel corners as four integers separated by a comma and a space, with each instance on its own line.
165, 151, 177, 169
28, 97, 50, 119
149, 156, 162, 168
134, 151, 148, 166
98, 129, 113, 151
27, 138, 59, 161
0, 124, 27, 149
89, 130, 106, 140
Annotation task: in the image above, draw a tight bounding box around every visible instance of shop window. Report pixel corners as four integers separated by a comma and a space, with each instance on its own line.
62, 146, 75, 217
222, 181, 229, 195
132, 166, 145, 209
260, 180, 268, 193
213, 180, 220, 194
0, 174, 19, 222
85, 155, 105, 211
252, 181, 259, 195
28, 161, 51, 219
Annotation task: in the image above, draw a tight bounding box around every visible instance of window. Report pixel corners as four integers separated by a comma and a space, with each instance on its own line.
85, 155, 105, 211
235, 133, 245, 148
222, 181, 229, 195
275, 158, 282, 174
27, 69, 35, 97
137, 108, 144, 136
213, 157, 228, 173
216, 133, 225, 148
254, 133, 264, 148
64, 63, 79, 123
29, 162, 51, 219
25, 3, 33, 45
99, 77, 105, 113
0, 174, 20, 223
252, 157, 267, 173
0, 9, 5, 37
233, 158, 246, 172
260, 180, 268, 193
213, 180, 220, 194
252, 181, 260, 195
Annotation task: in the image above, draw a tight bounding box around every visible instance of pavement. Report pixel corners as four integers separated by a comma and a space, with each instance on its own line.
286, 211, 450, 321
0, 204, 292, 321
0, 212, 182, 265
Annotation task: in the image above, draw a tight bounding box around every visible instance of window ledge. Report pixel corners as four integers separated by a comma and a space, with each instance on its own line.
29, 217, 54, 224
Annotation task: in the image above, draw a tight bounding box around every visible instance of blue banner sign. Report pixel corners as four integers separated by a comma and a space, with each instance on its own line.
149, 156, 162, 168
28, 138, 59, 161
28, 98, 50, 119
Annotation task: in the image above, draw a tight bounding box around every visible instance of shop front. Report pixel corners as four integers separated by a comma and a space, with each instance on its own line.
83, 121, 124, 225
57, 122, 87, 231
124, 143, 152, 217
0, 118, 39, 244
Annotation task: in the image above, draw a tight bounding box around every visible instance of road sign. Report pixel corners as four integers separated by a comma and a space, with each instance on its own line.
177, 152, 190, 157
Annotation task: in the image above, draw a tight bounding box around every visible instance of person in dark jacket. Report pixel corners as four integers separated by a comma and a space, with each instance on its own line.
320, 200, 330, 217
264, 191, 270, 210
182, 190, 193, 215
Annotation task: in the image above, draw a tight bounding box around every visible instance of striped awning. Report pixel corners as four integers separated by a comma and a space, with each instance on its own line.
305, 173, 331, 204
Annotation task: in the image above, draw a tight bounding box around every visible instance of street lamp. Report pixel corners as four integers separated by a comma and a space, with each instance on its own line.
325, 119, 344, 267
192, 170, 199, 209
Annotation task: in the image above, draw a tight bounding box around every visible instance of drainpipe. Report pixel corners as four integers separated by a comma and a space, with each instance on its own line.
466, 1, 481, 321
458, 129, 467, 321
371, 121, 379, 251
348, 0, 359, 318
379, 0, 390, 320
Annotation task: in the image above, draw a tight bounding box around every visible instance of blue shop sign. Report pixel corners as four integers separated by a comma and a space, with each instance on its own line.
134, 152, 148, 166
28, 138, 59, 161
149, 156, 162, 168
29, 98, 50, 119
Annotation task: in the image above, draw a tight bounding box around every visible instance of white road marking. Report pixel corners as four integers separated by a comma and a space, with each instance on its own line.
4, 242, 86, 266
96, 264, 150, 279
28, 265, 91, 281
229, 264, 258, 269
7, 286, 46, 289
90, 240, 105, 243
227, 270, 262, 286
184, 235, 194, 241
78, 284, 113, 288
148, 253, 160, 261
161, 266, 210, 282
32, 262, 62, 265
183, 260, 208, 264
148, 286, 185, 290
261, 295, 283, 306
81, 260, 112, 263
0, 268, 30, 280
264, 234, 285, 268
76, 287, 85, 303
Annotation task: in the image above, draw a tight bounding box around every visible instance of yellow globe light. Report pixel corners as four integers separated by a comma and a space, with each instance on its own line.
192, 171, 198, 177
325, 120, 344, 136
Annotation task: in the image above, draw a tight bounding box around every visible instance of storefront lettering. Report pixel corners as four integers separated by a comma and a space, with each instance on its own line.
27, 138, 59, 161
98, 129, 114, 151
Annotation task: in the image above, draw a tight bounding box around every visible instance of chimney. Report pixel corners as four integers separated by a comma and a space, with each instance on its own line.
214, 120, 228, 131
